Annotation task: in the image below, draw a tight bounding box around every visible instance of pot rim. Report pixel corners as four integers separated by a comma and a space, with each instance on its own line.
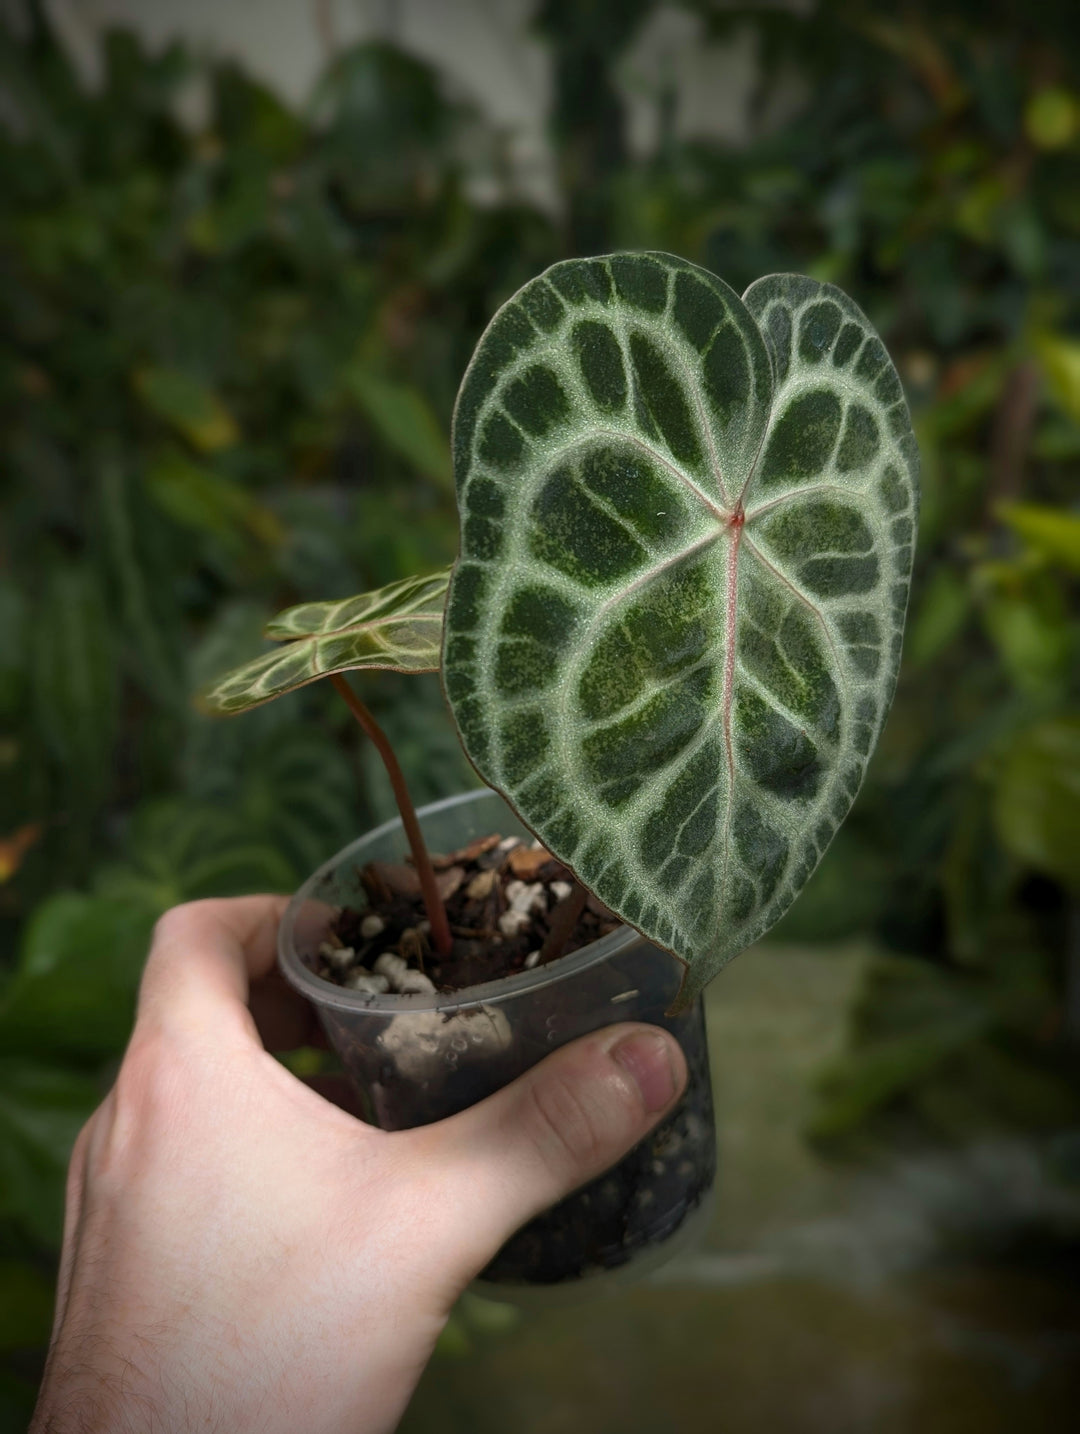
278, 787, 655, 1015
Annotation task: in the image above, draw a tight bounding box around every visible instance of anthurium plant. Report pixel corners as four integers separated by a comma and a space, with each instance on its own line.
204, 251, 918, 1006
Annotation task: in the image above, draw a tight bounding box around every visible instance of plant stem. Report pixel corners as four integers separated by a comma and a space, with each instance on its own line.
539, 881, 588, 965
330, 673, 453, 958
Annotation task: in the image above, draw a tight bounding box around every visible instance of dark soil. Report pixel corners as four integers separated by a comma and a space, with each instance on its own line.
317, 833, 621, 994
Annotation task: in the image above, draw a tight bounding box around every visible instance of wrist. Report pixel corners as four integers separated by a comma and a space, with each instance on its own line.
32, 1354, 168, 1434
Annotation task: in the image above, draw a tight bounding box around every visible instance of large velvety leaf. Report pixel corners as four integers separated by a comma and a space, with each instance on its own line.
201, 569, 449, 714
443, 253, 918, 1002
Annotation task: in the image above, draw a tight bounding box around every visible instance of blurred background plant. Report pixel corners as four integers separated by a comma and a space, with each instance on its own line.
1, 0, 1078, 1425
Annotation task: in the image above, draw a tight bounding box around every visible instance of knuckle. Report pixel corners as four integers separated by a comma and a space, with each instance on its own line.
152, 899, 213, 947
100, 1028, 188, 1172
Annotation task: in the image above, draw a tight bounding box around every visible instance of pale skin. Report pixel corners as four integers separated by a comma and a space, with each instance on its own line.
32, 896, 688, 1434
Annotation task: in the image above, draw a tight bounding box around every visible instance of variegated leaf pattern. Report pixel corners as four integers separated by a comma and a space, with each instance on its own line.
443, 254, 918, 1003
202, 570, 449, 715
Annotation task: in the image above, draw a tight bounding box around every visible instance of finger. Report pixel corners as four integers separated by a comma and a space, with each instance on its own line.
417, 1022, 687, 1276
138, 896, 290, 1032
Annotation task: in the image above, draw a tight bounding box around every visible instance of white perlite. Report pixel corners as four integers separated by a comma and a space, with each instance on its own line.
373, 952, 409, 988
319, 942, 355, 971
397, 970, 436, 995
498, 879, 547, 937
498, 909, 530, 937
344, 969, 391, 994
370, 951, 435, 995
380, 1005, 512, 1081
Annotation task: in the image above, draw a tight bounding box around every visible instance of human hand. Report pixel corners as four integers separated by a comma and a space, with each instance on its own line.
32, 896, 687, 1434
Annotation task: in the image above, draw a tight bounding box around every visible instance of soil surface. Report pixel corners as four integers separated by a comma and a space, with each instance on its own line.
317, 833, 621, 995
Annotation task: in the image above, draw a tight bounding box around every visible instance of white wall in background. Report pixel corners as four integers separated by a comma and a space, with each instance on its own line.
46, 0, 758, 208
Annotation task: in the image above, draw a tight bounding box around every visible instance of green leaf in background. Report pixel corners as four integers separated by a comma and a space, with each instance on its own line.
981, 585, 1072, 698
193, 728, 360, 880
30, 565, 118, 801
0, 1261, 54, 1353
143, 448, 282, 548
905, 565, 972, 667
1024, 86, 1079, 149
133, 366, 239, 451
0, 1060, 100, 1247
991, 716, 1080, 888
213, 61, 305, 162
98, 459, 187, 708
202, 569, 449, 714
998, 501, 1080, 574
444, 253, 918, 1002
346, 367, 454, 492
811, 955, 995, 1140
0, 892, 156, 1062
94, 798, 296, 908
1034, 332, 1080, 423
0, 578, 27, 723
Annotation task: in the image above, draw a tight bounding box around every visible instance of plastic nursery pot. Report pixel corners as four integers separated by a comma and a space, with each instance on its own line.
279, 788, 716, 1299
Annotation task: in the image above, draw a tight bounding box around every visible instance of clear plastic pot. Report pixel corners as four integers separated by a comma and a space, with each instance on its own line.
278, 788, 716, 1298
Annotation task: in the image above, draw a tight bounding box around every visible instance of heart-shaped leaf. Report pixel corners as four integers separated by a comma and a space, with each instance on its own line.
443, 254, 918, 1003
201, 569, 449, 715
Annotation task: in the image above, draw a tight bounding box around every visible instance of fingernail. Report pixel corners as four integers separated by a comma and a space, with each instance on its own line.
611, 1030, 679, 1114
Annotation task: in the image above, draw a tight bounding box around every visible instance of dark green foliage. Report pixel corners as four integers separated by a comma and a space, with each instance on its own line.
0, 14, 533, 1402
1, 0, 1079, 1405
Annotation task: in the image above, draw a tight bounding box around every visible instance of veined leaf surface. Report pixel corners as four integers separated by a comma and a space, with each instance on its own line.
443, 253, 918, 1002
202, 570, 449, 715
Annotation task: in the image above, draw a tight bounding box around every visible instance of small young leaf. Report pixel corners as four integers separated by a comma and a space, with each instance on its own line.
202, 569, 449, 714
443, 253, 918, 1003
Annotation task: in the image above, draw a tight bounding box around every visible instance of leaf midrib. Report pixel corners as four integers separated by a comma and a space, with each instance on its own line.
464, 275, 899, 954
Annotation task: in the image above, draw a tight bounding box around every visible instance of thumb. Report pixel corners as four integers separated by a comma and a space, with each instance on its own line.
419, 1023, 687, 1281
